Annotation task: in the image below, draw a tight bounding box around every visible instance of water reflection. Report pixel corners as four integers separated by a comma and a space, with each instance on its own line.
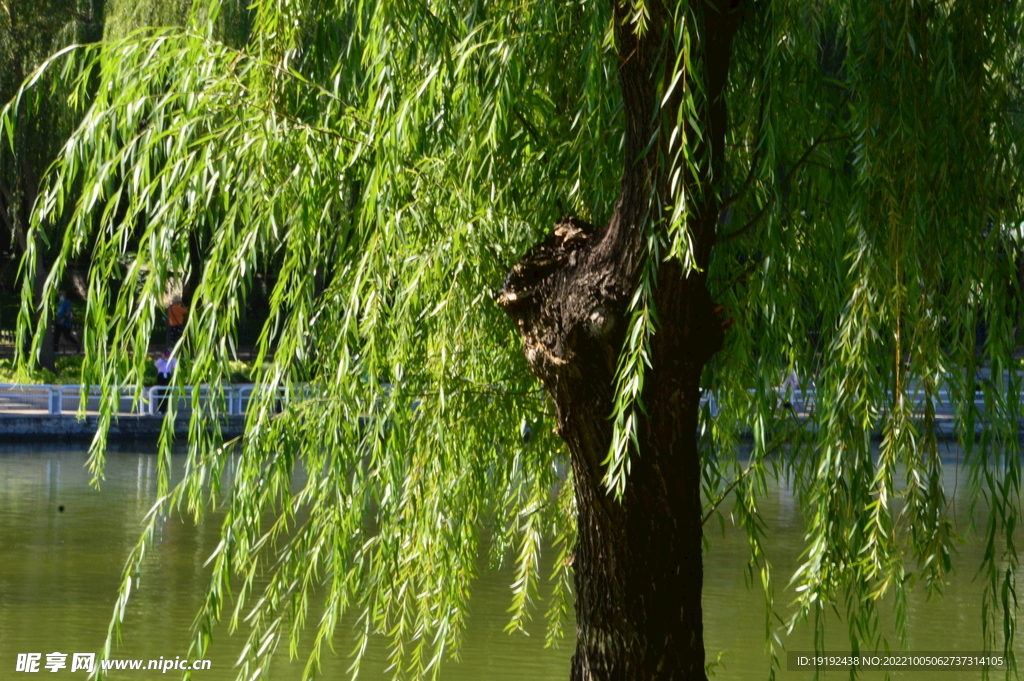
0, 446, 571, 680
0, 445, 1013, 680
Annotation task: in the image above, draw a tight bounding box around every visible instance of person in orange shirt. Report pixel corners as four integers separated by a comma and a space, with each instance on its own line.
166, 296, 187, 345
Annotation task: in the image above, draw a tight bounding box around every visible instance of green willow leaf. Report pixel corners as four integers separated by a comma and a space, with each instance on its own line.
3, 0, 1024, 678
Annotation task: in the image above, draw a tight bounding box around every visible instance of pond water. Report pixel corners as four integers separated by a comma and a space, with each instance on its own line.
0, 445, 1013, 680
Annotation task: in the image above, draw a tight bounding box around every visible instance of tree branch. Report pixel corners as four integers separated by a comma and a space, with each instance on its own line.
512, 107, 542, 147
717, 254, 763, 295
720, 88, 852, 242
701, 420, 802, 526
721, 88, 768, 210
719, 133, 852, 243
0, 180, 12, 234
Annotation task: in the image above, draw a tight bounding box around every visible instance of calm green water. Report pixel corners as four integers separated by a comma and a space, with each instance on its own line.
0, 445, 1011, 680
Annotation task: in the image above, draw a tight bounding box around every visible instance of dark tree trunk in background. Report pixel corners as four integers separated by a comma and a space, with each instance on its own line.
182, 230, 205, 307
30, 247, 54, 370
2, 3, 108, 370
11, 177, 53, 371
498, 1, 739, 678
79, 0, 105, 42
6, 44, 55, 371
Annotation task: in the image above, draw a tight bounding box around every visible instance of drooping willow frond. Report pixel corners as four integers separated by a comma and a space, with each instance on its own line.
3, 1, 619, 677
3, 0, 1024, 678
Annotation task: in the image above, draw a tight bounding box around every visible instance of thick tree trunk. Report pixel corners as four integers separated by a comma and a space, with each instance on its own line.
498, 1, 738, 678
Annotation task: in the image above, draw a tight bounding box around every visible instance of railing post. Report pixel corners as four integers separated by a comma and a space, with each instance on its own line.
49, 387, 62, 415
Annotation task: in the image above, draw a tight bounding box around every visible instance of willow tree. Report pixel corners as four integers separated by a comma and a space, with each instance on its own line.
4, 0, 1024, 678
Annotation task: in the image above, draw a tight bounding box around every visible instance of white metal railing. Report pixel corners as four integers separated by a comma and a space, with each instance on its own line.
0, 383, 152, 416
0, 383, 55, 413
145, 384, 293, 416
0, 382, 1002, 418
0, 383, 290, 417
700, 386, 990, 418
56, 384, 146, 415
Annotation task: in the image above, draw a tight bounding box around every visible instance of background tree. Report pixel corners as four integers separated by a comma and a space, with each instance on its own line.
3, 0, 1024, 679
0, 0, 252, 361
0, 0, 103, 365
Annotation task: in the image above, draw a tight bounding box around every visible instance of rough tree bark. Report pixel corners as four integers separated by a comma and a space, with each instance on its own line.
497, 1, 740, 678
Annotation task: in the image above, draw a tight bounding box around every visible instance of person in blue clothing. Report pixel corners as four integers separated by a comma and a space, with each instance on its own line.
53, 290, 81, 354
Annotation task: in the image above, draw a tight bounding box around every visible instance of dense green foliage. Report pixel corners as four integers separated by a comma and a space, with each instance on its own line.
0, 1, 96, 296
3, 0, 1024, 678
0, 0, 250, 332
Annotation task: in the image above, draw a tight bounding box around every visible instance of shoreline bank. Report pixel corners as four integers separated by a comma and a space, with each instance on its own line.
0, 412, 1000, 444
0, 414, 247, 442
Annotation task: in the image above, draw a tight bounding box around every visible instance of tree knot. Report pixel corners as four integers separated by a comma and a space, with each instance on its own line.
495, 215, 599, 313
